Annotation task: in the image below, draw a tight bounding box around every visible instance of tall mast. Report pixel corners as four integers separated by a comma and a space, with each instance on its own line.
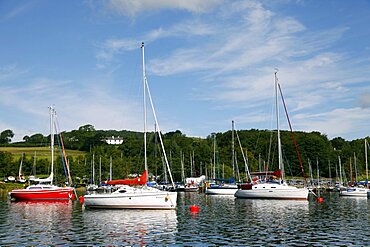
365, 139, 368, 184
141, 42, 175, 188
49, 105, 55, 184
141, 42, 148, 179
275, 71, 284, 184
232, 120, 235, 179
338, 156, 343, 187
109, 156, 112, 181
213, 133, 216, 179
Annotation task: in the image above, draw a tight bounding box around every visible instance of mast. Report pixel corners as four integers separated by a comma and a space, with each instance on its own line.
109, 156, 112, 181
99, 156, 102, 184
338, 156, 343, 187
213, 133, 216, 179
141, 42, 175, 188
275, 71, 284, 184
49, 106, 55, 184
365, 139, 368, 185
354, 153, 358, 182
141, 42, 148, 180
232, 120, 235, 179
33, 151, 37, 177
181, 151, 185, 184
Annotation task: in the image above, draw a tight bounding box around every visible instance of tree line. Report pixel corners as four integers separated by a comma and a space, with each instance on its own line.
0, 126, 369, 184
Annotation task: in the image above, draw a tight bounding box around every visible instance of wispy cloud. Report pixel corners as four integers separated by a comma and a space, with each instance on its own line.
105, 0, 222, 18
0, 67, 143, 141
96, 19, 215, 68
1, 1, 34, 21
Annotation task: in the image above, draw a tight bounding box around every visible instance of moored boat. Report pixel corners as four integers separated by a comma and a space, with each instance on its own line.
83, 43, 177, 210
234, 71, 309, 200
84, 185, 177, 209
9, 185, 74, 201
9, 106, 74, 201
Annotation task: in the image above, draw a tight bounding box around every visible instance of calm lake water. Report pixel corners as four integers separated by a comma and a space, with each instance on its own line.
1, 191, 370, 246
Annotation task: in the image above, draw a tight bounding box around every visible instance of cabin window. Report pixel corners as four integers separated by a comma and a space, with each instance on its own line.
118, 190, 126, 193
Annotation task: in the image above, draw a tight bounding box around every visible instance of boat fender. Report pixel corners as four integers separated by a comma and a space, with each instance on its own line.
165, 195, 170, 202
79, 196, 84, 204
190, 205, 199, 213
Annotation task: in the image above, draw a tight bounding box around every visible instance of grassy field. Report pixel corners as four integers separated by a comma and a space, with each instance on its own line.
0, 146, 86, 161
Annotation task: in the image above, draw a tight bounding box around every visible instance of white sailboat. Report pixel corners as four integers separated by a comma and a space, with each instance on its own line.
17, 153, 26, 183
205, 121, 238, 195
83, 42, 177, 209
235, 71, 309, 200
341, 139, 369, 197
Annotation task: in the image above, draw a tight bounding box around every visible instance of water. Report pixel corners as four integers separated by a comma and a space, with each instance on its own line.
1, 192, 370, 246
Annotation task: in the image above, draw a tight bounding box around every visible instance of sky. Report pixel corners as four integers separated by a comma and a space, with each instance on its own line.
1, 0, 370, 142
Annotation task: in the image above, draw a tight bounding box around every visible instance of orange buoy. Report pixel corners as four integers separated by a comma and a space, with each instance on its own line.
317, 197, 324, 203
189, 205, 200, 213
79, 196, 85, 204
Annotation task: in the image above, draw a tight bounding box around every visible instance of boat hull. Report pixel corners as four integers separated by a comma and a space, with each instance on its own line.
340, 187, 368, 197
205, 185, 238, 195
234, 183, 309, 200
9, 187, 74, 201
84, 189, 177, 209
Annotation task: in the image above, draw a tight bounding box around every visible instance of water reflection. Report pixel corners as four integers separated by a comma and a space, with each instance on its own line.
1, 192, 370, 246
1, 201, 73, 246
81, 209, 178, 246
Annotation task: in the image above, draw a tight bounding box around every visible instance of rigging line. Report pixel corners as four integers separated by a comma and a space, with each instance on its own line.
54, 122, 69, 183
235, 129, 252, 182
55, 112, 73, 185
144, 76, 175, 188
278, 83, 307, 186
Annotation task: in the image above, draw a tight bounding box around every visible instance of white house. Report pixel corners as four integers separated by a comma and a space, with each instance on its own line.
105, 136, 123, 145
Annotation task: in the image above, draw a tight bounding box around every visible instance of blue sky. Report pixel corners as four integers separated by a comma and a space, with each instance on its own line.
1, 0, 370, 142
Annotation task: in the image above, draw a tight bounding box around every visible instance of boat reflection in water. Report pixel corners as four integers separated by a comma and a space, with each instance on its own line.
4, 201, 73, 246
82, 209, 177, 246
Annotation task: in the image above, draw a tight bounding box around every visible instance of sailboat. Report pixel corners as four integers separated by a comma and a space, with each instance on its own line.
205, 121, 238, 195
340, 139, 369, 197
9, 106, 74, 201
83, 42, 177, 209
17, 153, 26, 183
234, 71, 309, 200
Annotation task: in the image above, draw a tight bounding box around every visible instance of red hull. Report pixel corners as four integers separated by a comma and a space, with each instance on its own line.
10, 188, 73, 201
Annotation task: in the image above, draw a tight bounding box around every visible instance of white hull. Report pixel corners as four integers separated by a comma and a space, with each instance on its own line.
340, 187, 368, 197
205, 184, 238, 195
235, 183, 309, 200
84, 186, 177, 209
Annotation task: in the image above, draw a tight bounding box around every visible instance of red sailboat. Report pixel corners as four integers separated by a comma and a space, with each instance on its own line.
9, 106, 74, 201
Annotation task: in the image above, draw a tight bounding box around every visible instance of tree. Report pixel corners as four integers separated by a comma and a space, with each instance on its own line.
0, 129, 14, 144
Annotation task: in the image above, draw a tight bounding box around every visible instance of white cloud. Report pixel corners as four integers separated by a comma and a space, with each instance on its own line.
105, 0, 222, 17
294, 107, 370, 139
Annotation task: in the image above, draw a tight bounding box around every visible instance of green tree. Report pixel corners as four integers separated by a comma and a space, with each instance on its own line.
0, 129, 14, 144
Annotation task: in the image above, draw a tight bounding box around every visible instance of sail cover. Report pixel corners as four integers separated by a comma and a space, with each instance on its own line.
105, 170, 147, 185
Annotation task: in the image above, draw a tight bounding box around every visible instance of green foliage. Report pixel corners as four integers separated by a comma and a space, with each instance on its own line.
0, 129, 14, 144
1, 126, 369, 183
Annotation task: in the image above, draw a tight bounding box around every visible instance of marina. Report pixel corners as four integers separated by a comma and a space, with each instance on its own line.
1, 191, 370, 246
1, 1, 370, 246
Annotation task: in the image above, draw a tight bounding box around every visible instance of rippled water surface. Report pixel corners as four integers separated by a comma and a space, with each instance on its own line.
1, 192, 370, 246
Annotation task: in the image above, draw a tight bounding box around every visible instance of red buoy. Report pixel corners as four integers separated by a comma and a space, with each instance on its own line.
317, 197, 324, 203
189, 205, 200, 213
79, 196, 85, 204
